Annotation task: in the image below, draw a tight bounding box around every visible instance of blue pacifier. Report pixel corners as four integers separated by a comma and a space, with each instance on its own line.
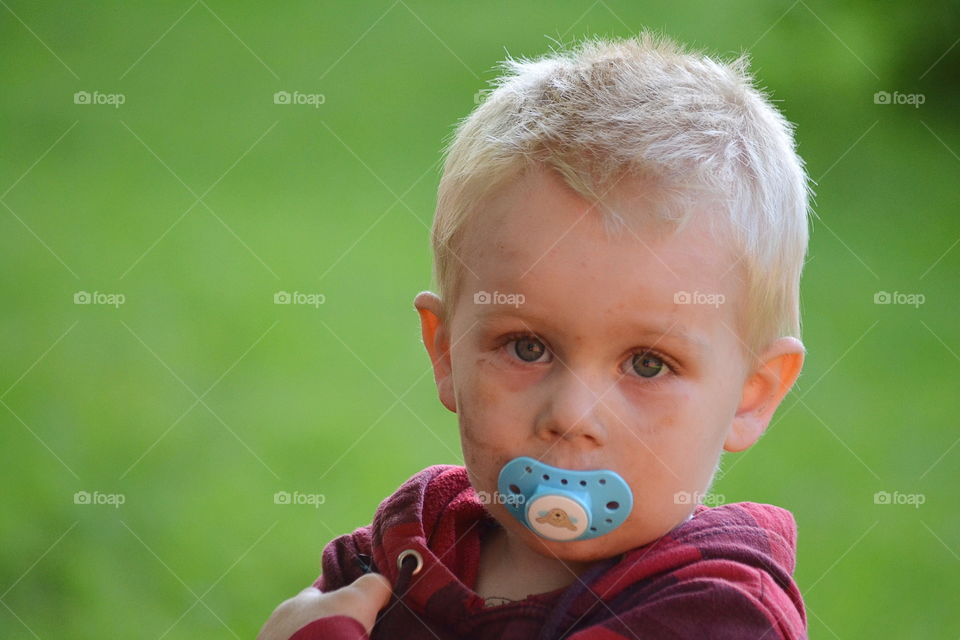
497, 456, 633, 541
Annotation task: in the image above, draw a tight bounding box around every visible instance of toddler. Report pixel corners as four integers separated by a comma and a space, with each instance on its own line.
260, 30, 811, 639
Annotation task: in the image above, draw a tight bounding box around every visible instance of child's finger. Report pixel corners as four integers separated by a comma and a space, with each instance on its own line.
347, 572, 393, 607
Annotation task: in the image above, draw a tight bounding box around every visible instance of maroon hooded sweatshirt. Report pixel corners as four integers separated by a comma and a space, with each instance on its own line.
290, 464, 807, 639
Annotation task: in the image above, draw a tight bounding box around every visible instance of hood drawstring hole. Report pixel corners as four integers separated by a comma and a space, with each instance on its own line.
392, 549, 423, 600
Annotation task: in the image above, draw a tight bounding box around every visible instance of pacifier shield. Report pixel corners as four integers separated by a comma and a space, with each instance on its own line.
497, 456, 633, 541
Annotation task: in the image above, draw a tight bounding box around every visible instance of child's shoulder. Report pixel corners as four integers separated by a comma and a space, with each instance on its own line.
688, 499, 796, 529
679, 501, 798, 555
607, 500, 800, 588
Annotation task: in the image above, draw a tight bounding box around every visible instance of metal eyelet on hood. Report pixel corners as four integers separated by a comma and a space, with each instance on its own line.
397, 548, 424, 575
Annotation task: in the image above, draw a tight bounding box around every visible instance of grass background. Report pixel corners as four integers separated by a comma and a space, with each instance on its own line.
1, 0, 958, 637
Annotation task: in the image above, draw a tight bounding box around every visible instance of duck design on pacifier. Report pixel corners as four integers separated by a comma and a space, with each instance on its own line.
497, 456, 633, 542
535, 508, 579, 531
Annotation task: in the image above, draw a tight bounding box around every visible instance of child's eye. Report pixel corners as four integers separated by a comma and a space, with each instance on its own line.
626, 351, 671, 379
505, 335, 550, 363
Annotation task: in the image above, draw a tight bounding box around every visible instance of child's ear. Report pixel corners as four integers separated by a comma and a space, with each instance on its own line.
725, 337, 805, 452
413, 291, 457, 413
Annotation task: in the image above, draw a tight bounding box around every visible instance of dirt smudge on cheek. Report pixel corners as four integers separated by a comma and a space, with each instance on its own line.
456, 357, 515, 470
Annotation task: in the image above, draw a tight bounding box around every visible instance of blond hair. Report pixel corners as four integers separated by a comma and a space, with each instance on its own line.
430, 31, 812, 356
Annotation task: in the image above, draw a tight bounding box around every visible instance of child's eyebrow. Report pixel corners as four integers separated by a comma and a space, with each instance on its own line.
629, 325, 708, 356
476, 308, 708, 356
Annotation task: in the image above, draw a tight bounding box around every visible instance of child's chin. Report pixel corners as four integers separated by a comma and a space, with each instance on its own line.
498, 512, 670, 562
500, 515, 645, 563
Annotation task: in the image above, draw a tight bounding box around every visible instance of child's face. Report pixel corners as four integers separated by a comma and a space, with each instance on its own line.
415, 166, 803, 562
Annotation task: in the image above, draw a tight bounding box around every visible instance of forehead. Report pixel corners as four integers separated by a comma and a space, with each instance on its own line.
456, 167, 745, 343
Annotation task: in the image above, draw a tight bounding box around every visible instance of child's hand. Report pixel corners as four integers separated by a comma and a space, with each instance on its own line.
256, 573, 392, 640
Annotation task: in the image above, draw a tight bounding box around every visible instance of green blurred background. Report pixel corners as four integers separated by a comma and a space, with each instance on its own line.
1, 1, 958, 637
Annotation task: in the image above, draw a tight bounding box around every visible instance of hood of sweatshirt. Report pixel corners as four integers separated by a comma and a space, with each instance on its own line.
314, 464, 806, 638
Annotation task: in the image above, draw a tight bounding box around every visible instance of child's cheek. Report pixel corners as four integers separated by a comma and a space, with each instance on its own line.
462, 357, 533, 434
456, 386, 513, 465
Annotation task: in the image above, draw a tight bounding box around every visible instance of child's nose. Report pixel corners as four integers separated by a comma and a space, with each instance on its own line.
534, 368, 609, 447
